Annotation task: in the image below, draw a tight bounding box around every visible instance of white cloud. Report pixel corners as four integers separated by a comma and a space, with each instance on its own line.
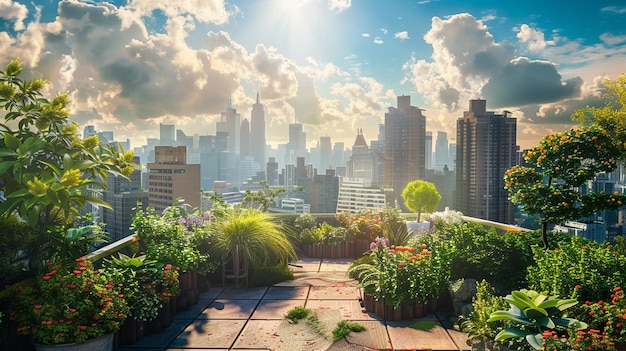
517, 24, 554, 53
380, 28, 388, 35
0, 0, 28, 31
394, 31, 409, 40
373, 37, 384, 45
600, 32, 626, 45
361, 33, 370, 38
124, 0, 232, 25
601, 6, 626, 14
328, 0, 351, 12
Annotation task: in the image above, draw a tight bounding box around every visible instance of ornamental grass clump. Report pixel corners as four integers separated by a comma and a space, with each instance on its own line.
349, 236, 453, 307
7, 257, 129, 345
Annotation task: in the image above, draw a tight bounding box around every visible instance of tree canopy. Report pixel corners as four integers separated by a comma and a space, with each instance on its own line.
401, 180, 441, 221
504, 124, 626, 248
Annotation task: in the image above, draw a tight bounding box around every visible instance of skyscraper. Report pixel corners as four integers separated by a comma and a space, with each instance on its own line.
159, 123, 175, 146
240, 118, 250, 158
425, 131, 433, 170
347, 129, 377, 181
384, 95, 426, 208
287, 123, 306, 163
434, 131, 450, 171
456, 99, 517, 224
310, 169, 339, 213
250, 92, 266, 166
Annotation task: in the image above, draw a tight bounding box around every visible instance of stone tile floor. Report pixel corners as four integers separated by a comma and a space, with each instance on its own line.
117, 257, 471, 351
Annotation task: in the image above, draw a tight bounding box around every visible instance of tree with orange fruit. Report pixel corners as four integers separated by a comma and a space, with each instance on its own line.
505, 123, 626, 249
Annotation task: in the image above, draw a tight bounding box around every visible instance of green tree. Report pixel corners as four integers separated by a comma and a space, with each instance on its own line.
239, 181, 286, 212
401, 180, 441, 221
0, 58, 134, 274
572, 74, 626, 160
504, 124, 626, 249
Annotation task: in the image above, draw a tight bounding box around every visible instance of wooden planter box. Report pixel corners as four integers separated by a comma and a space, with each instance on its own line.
176, 270, 199, 310
301, 240, 372, 259
362, 294, 441, 321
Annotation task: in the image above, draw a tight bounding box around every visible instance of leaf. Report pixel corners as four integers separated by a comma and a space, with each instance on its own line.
62, 153, 72, 170
487, 311, 531, 325
0, 160, 15, 174
0, 149, 17, 157
494, 328, 532, 341
524, 307, 548, 319
555, 299, 578, 311
3, 132, 20, 150
526, 333, 544, 350
6, 188, 29, 198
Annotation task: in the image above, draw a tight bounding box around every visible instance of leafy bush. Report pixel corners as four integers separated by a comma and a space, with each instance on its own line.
460, 280, 509, 343
349, 236, 453, 306
527, 236, 626, 302
574, 286, 626, 347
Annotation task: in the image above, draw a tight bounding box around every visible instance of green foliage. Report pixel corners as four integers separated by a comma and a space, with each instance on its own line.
8, 258, 130, 345
575, 286, 626, 346
572, 74, 626, 160
249, 261, 294, 287
0, 58, 134, 274
0, 214, 34, 286
210, 208, 297, 267
239, 182, 285, 211
332, 320, 366, 342
487, 289, 587, 350
505, 124, 626, 248
527, 236, 626, 302
401, 180, 441, 221
131, 207, 207, 272
104, 253, 180, 321
349, 236, 453, 306
285, 306, 311, 323
441, 222, 555, 292
460, 280, 509, 342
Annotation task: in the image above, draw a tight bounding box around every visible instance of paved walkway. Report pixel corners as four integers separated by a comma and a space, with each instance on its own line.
118, 257, 471, 351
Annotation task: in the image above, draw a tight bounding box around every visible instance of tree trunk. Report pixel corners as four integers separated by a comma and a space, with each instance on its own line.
542, 222, 549, 249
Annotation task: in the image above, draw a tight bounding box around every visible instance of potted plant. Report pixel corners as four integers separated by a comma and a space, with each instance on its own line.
6, 257, 129, 350
349, 235, 453, 320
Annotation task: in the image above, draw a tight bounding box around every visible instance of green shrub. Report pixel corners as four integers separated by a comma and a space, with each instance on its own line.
460, 280, 509, 343
527, 235, 626, 302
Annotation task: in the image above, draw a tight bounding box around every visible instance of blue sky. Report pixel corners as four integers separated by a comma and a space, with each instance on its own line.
1, 0, 625, 150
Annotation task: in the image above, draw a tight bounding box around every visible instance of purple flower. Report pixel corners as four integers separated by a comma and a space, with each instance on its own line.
370, 242, 378, 250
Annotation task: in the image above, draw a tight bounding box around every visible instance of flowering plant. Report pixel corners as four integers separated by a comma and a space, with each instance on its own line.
7, 257, 129, 345
105, 253, 179, 322
574, 286, 626, 348
349, 236, 453, 307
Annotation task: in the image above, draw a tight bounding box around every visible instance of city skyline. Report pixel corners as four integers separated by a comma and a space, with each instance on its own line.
1, 0, 625, 150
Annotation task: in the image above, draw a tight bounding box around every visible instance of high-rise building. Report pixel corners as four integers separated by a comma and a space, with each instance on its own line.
434, 131, 450, 171
240, 118, 250, 158
266, 157, 279, 186
159, 123, 175, 146
332, 142, 345, 169
102, 157, 148, 241
250, 92, 266, 166
347, 129, 377, 181
147, 146, 200, 213
384, 95, 426, 208
425, 131, 433, 170
319, 136, 332, 171
310, 169, 339, 213
287, 123, 306, 163
455, 99, 517, 224
217, 101, 241, 185
336, 177, 388, 213
83, 125, 96, 138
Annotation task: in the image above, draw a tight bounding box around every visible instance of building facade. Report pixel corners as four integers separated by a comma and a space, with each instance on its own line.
147, 146, 200, 213
384, 95, 426, 208
455, 99, 517, 224
336, 177, 388, 213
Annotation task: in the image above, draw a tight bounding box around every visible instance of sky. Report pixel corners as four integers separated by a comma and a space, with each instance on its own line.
1, 0, 625, 151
